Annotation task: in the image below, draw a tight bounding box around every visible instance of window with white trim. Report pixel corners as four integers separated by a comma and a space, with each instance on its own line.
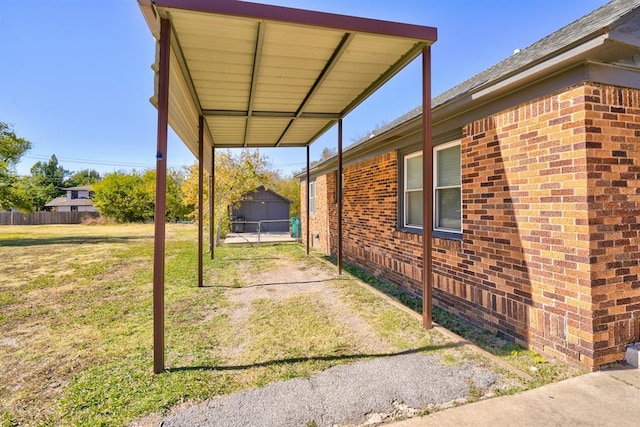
434, 141, 461, 232
401, 141, 461, 234
309, 180, 316, 215
403, 151, 423, 228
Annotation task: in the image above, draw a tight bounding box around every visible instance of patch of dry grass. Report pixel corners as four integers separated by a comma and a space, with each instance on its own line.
0, 224, 159, 425
0, 224, 553, 426
0, 225, 449, 426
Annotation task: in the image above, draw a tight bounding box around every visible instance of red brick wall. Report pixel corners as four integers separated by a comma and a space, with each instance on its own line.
436, 83, 640, 368
301, 174, 330, 253
334, 154, 425, 295
453, 84, 594, 365
303, 82, 640, 369
585, 84, 640, 367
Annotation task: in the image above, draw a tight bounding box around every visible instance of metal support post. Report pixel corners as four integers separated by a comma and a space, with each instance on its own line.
306, 145, 310, 255
422, 46, 433, 330
337, 119, 343, 275
153, 18, 171, 374
198, 115, 204, 287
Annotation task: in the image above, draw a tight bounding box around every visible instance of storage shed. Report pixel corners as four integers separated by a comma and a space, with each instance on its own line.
232, 186, 291, 232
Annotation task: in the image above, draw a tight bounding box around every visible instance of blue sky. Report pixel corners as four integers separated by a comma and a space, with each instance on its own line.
1, 0, 607, 177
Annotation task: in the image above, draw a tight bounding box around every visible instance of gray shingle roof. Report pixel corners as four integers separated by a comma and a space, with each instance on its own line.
45, 197, 95, 207
362, 0, 640, 144
432, 0, 640, 109
302, 0, 640, 177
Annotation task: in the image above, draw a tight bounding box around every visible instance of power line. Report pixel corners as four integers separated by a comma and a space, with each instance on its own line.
22, 153, 308, 170
21, 154, 176, 169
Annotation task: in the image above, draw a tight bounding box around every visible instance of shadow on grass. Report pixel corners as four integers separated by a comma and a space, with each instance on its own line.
207, 278, 350, 289
212, 257, 284, 262
221, 242, 300, 248
165, 343, 460, 373
322, 255, 520, 357
0, 235, 150, 247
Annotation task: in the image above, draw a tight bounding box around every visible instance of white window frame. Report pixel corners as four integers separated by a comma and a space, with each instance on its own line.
309, 180, 316, 216
403, 150, 423, 229
433, 140, 462, 233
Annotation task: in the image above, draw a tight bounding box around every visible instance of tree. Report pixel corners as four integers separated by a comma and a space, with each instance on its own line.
92, 169, 192, 223
269, 172, 301, 217
65, 169, 101, 187
182, 149, 273, 245
311, 146, 337, 168
318, 146, 337, 162
292, 145, 337, 176
142, 168, 193, 222
349, 120, 388, 143
27, 154, 69, 211
92, 172, 153, 222
0, 122, 33, 212
181, 164, 207, 223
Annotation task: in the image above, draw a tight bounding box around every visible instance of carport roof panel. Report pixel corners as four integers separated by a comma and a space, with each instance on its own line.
141, 0, 437, 148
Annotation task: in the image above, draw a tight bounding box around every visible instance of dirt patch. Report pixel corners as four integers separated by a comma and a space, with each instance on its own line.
221, 260, 392, 355
224, 261, 333, 323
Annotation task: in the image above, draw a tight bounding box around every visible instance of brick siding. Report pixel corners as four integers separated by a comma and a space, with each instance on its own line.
303, 82, 640, 369
585, 84, 640, 366
301, 174, 330, 252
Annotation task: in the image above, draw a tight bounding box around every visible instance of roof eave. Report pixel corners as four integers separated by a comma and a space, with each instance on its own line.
139, 0, 160, 36
300, 31, 633, 180
432, 33, 611, 125
152, 0, 437, 42
298, 113, 423, 179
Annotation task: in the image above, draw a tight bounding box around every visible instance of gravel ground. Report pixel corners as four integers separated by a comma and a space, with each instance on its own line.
159, 352, 499, 427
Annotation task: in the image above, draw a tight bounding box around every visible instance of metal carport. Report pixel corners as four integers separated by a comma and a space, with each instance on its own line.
138, 0, 437, 373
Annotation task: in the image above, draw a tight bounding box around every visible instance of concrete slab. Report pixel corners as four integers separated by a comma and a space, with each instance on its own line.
388, 367, 640, 427
608, 366, 640, 388
624, 342, 640, 368
223, 232, 298, 244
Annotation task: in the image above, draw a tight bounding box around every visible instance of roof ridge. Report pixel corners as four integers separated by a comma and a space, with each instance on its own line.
432, 0, 640, 108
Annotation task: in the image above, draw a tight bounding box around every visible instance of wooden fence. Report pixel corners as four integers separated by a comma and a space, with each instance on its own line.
0, 211, 101, 226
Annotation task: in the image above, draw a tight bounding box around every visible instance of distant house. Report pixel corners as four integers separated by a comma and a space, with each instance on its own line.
45, 185, 98, 213
231, 186, 291, 232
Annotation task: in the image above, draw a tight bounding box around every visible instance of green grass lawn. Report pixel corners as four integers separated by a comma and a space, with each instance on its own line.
0, 224, 438, 426
0, 224, 581, 426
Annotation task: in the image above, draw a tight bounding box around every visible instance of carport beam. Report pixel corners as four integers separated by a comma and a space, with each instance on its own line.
198, 115, 204, 287
422, 46, 433, 330
153, 18, 171, 374
337, 119, 343, 275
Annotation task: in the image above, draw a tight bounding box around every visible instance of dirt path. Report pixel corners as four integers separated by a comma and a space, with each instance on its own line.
157, 251, 522, 426
225, 259, 390, 354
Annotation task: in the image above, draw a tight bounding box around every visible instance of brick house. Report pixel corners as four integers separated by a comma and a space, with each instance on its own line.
301, 0, 640, 369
